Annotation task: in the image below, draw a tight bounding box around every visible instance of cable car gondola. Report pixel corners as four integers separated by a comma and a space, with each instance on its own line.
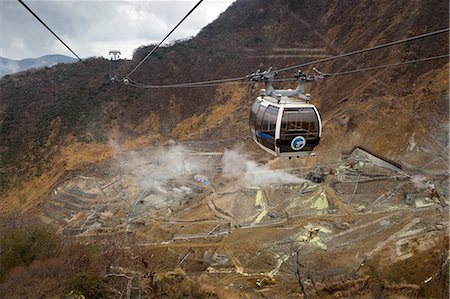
248, 68, 323, 157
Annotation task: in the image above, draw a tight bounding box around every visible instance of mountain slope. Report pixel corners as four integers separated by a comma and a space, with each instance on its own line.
0, 0, 448, 203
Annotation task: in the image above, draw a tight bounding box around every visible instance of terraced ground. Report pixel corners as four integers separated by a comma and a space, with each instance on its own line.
34, 141, 448, 297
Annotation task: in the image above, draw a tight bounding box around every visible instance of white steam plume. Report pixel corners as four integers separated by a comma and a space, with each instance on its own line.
222, 149, 305, 187
117, 143, 210, 193
410, 175, 434, 190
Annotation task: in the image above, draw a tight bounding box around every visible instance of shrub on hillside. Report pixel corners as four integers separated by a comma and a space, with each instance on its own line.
0, 258, 68, 298
63, 271, 106, 299
156, 268, 218, 298
0, 224, 60, 280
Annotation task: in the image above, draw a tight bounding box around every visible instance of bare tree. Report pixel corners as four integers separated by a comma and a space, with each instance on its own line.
271, 239, 319, 299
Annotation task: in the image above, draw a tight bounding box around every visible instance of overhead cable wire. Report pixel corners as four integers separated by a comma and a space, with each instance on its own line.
275, 27, 449, 73
324, 54, 449, 76
127, 54, 449, 89
125, 0, 204, 79
127, 79, 252, 89
126, 28, 448, 89
127, 75, 296, 88
128, 75, 248, 88
129, 82, 221, 88
17, 0, 89, 69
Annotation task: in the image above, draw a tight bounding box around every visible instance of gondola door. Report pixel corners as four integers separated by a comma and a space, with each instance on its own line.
278, 107, 321, 155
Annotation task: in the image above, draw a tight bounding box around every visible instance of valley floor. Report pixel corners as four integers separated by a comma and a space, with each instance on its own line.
34, 140, 449, 298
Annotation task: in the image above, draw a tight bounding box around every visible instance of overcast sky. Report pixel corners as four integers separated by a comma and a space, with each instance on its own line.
0, 0, 235, 60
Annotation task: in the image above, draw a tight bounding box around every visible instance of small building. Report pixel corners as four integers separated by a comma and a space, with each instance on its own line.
180, 186, 193, 194
194, 174, 209, 186
172, 188, 184, 195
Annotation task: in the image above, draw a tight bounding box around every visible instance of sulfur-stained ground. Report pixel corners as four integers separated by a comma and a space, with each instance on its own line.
38, 142, 449, 298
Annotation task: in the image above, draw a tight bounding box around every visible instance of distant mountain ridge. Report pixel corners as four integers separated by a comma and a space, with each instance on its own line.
0, 54, 77, 77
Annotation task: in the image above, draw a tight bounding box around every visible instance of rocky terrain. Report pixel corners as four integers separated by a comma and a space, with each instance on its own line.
0, 0, 448, 297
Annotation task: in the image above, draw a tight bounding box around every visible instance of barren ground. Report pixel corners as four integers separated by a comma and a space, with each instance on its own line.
36, 139, 449, 298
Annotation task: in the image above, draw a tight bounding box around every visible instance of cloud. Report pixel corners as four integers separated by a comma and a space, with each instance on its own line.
0, 0, 235, 59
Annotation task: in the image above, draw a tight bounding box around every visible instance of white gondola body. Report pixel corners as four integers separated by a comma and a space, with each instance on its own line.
249, 95, 322, 157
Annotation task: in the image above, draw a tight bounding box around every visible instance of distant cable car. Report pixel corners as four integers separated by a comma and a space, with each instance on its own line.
248, 68, 323, 157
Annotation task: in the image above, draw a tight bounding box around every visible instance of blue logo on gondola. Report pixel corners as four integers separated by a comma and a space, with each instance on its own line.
291, 136, 306, 150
